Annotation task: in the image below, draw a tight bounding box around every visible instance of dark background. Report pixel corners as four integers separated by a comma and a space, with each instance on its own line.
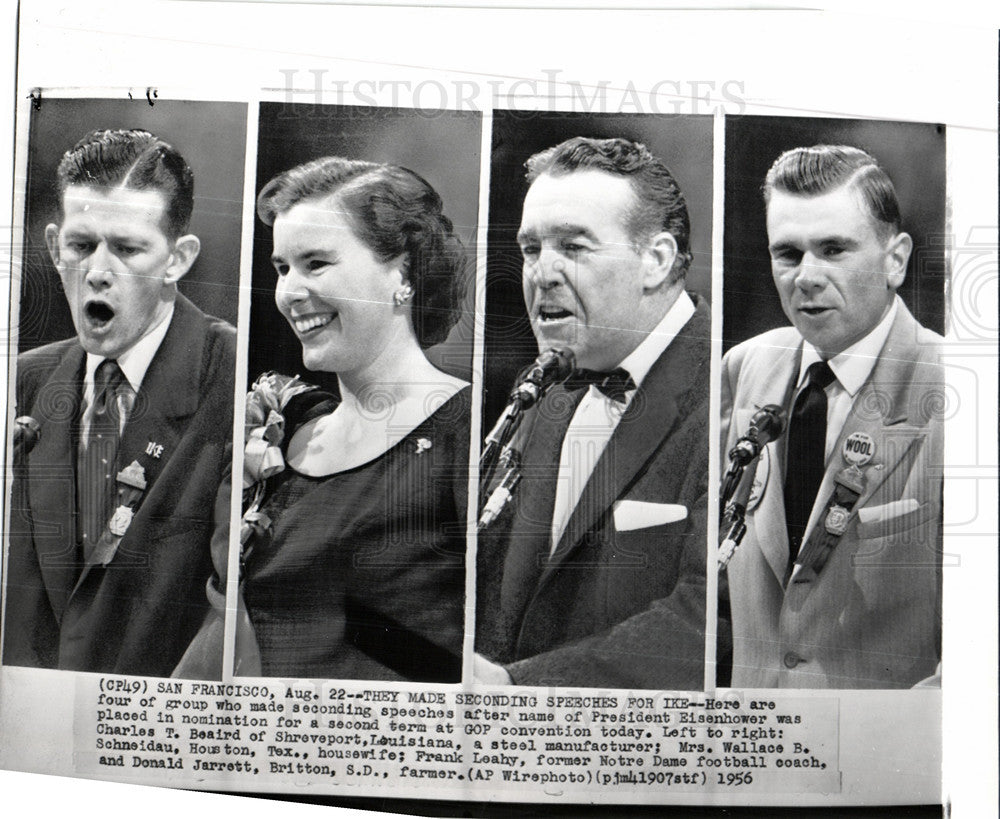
249, 103, 482, 392
17, 98, 247, 352
723, 116, 947, 350
483, 112, 714, 429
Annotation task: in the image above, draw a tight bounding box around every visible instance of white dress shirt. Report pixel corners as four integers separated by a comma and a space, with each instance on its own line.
549, 291, 696, 552
80, 304, 174, 439
793, 297, 898, 541
795, 296, 898, 460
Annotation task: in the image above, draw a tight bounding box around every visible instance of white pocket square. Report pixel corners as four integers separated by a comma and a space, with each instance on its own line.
856, 499, 919, 525
613, 500, 687, 531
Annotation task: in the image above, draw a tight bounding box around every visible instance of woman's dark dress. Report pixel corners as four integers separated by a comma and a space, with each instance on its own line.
243, 387, 470, 681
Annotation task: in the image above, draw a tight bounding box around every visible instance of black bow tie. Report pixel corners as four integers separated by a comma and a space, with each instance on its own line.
564, 367, 637, 403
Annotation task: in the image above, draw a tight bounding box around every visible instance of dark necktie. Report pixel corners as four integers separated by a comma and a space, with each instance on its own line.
564, 367, 637, 404
784, 360, 836, 564
78, 359, 129, 551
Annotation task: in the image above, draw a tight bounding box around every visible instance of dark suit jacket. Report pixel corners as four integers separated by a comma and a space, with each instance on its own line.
3, 294, 236, 676
476, 297, 710, 689
720, 301, 942, 688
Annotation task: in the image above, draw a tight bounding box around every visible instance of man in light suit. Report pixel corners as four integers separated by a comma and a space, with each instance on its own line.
3, 129, 235, 676
475, 137, 709, 689
720, 145, 943, 689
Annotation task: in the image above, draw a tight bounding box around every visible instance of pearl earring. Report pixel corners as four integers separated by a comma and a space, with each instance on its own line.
393, 283, 414, 306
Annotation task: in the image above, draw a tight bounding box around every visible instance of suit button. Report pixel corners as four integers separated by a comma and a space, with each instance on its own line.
783, 652, 803, 669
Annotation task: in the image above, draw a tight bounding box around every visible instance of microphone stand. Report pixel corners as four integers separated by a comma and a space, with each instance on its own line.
479, 400, 525, 505
479, 350, 573, 507
478, 447, 522, 531
718, 454, 758, 567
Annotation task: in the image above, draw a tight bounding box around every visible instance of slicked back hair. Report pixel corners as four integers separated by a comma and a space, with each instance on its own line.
764, 144, 902, 238
525, 136, 692, 277
257, 156, 467, 349
55, 129, 195, 239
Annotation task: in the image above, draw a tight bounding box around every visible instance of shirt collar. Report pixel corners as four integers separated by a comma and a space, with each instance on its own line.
85, 303, 175, 392
618, 290, 696, 389
797, 296, 899, 397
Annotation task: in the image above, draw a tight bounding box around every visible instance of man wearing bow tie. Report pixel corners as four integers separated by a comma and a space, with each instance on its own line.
475, 136, 710, 689
720, 145, 943, 688
3, 129, 235, 676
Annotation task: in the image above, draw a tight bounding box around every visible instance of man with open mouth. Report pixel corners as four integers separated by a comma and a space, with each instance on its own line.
719, 144, 944, 689
3, 128, 236, 678
475, 136, 711, 690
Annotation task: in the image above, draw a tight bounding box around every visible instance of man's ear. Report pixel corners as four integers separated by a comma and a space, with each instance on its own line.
641, 230, 679, 290
44, 224, 61, 267
164, 235, 201, 284
885, 231, 913, 290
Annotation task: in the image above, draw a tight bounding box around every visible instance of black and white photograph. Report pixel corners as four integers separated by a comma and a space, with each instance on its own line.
0, 3, 996, 817
475, 112, 715, 690
2, 98, 245, 678
235, 102, 481, 681
717, 117, 946, 689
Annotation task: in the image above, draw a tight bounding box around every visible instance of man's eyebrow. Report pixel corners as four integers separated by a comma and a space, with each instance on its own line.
768, 235, 861, 253
767, 240, 799, 254
107, 232, 152, 246
818, 235, 860, 247
517, 223, 599, 243
61, 228, 93, 240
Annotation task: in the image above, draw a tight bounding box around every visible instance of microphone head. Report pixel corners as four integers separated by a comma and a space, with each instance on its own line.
511, 348, 576, 407
16, 416, 41, 435
749, 404, 786, 444
14, 415, 41, 455
534, 348, 576, 382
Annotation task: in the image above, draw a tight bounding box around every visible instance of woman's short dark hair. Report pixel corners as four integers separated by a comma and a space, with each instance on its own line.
257, 157, 467, 348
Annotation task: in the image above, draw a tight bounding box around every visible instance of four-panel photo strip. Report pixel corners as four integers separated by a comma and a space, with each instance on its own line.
4, 97, 946, 695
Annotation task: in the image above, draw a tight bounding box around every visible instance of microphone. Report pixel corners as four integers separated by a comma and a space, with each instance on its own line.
508, 348, 576, 410
13, 416, 41, 460
482, 348, 575, 457
728, 404, 786, 466
480, 348, 575, 509
719, 405, 785, 513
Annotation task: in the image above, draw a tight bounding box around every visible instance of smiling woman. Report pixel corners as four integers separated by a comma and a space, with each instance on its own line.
231, 156, 471, 681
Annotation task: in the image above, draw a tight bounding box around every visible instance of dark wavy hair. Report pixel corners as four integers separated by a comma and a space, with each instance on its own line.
764, 145, 902, 239
55, 129, 195, 239
525, 136, 692, 278
257, 157, 467, 348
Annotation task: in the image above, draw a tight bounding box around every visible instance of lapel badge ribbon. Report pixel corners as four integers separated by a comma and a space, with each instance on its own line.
791, 432, 875, 585
89, 460, 148, 567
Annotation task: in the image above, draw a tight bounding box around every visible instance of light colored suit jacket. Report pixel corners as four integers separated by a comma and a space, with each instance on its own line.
720, 302, 943, 689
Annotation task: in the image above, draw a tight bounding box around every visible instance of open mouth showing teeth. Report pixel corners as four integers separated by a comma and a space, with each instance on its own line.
85, 302, 115, 326
294, 314, 336, 334
538, 308, 573, 321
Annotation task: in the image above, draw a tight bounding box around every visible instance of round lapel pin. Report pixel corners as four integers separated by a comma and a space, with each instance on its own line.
842, 431, 875, 467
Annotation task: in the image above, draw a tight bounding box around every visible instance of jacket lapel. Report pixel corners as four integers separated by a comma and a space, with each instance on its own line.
740, 340, 802, 585
542, 302, 710, 583
26, 344, 85, 620
805, 304, 927, 544
76, 296, 208, 584
499, 384, 580, 630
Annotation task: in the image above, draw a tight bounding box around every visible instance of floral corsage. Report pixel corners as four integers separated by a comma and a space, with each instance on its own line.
240, 372, 317, 547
